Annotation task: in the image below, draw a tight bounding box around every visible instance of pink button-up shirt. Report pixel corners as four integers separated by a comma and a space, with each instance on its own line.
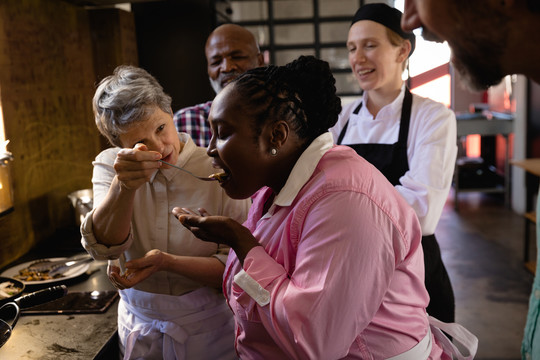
224, 133, 445, 359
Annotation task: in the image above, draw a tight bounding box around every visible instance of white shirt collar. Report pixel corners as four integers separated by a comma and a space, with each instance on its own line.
272, 132, 334, 208
361, 82, 406, 118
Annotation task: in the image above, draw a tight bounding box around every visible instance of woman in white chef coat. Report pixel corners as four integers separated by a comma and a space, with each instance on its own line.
81, 65, 250, 359
329, 3, 457, 323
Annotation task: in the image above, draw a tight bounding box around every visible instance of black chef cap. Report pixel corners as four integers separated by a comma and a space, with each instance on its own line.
351, 3, 416, 57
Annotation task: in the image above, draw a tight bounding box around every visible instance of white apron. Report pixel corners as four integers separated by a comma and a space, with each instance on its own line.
387, 316, 478, 360
118, 287, 237, 360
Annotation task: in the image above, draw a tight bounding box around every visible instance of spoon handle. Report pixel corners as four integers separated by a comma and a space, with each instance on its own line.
158, 160, 216, 181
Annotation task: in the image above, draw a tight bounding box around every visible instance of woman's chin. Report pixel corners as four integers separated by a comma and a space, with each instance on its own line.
222, 181, 253, 200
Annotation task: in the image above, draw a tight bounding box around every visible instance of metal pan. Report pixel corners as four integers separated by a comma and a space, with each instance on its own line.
0, 277, 25, 306
0, 285, 67, 348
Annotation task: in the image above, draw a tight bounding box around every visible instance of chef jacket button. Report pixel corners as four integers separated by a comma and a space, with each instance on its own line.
525, 352, 531, 360
535, 289, 540, 299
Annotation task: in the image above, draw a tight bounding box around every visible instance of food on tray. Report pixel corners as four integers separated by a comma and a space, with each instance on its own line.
208, 172, 228, 183
14, 267, 65, 282
0, 280, 23, 299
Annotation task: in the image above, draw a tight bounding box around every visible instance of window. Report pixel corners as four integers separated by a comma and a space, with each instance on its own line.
217, 0, 364, 97
218, 0, 453, 106
394, 0, 452, 107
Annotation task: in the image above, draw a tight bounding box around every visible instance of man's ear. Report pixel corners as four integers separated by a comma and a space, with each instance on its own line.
269, 120, 289, 150
257, 53, 265, 66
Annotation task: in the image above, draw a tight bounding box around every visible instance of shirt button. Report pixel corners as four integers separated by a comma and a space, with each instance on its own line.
535, 290, 540, 299
525, 352, 531, 360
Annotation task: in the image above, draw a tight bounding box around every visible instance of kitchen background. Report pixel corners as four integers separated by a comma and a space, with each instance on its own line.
0, 0, 539, 359
0, 0, 539, 322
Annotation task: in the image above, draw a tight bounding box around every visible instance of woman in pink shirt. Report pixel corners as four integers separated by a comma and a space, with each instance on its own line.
173, 56, 476, 359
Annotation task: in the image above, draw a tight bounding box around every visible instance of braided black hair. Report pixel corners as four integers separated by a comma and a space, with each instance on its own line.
233, 55, 342, 144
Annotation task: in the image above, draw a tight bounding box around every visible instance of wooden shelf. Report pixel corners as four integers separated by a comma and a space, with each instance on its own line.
513, 158, 540, 270
511, 158, 540, 177
525, 261, 537, 275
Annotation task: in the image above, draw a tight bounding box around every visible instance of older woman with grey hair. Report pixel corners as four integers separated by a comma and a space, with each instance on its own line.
81, 65, 250, 360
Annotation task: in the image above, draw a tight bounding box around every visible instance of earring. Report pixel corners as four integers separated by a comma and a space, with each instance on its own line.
270, 148, 277, 156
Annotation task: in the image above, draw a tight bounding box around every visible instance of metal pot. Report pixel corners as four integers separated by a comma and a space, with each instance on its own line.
0, 302, 19, 348
0, 151, 14, 216
0, 277, 24, 307
67, 189, 93, 226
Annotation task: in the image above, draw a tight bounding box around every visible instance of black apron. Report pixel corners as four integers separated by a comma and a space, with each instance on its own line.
337, 88, 455, 323
336, 88, 412, 186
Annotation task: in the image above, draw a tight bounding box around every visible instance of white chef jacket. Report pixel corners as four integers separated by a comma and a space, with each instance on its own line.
330, 84, 457, 235
81, 132, 251, 295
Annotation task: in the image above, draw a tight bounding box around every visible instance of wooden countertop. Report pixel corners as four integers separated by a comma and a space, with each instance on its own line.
511, 158, 540, 177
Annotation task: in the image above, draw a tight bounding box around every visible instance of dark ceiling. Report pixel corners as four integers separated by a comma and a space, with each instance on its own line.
61, 0, 163, 7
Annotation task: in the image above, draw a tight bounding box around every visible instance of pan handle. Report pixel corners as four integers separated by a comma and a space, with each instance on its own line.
0, 286, 67, 348
14, 285, 68, 309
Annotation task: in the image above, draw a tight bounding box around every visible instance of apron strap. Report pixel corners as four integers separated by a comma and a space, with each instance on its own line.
387, 326, 433, 360
336, 101, 362, 145
336, 120, 349, 145
397, 88, 413, 144
122, 297, 231, 360
124, 320, 189, 360
386, 314, 478, 360
428, 315, 479, 360
337, 88, 412, 147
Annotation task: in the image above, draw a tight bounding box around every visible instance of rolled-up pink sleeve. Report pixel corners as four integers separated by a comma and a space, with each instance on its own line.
234, 190, 403, 359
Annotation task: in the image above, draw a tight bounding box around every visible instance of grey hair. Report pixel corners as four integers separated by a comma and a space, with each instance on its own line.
92, 65, 172, 147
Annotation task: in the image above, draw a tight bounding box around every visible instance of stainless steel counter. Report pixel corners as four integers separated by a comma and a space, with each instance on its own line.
0, 260, 119, 359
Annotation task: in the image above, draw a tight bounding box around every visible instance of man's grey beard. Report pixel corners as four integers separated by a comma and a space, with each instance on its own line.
209, 77, 223, 95
452, 56, 505, 92
421, 27, 444, 43
420, 29, 503, 91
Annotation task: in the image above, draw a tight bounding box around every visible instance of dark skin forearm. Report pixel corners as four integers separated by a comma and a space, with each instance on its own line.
172, 207, 260, 265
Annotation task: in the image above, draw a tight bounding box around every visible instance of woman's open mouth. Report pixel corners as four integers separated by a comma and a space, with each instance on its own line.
357, 68, 374, 76
208, 170, 230, 184
161, 153, 173, 164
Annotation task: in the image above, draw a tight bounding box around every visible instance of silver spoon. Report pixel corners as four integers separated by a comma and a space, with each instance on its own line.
158, 159, 218, 182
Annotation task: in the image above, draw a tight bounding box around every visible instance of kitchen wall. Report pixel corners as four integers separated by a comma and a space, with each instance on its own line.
131, 0, 214, 113
2, 0, 535, 270
0, 0, 137, 268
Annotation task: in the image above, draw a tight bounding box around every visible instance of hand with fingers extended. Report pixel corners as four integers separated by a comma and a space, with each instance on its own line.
172, 207, 260, 264
107, 260, 127, 290
114, 143, 162, 190
107, 249, 166, 290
